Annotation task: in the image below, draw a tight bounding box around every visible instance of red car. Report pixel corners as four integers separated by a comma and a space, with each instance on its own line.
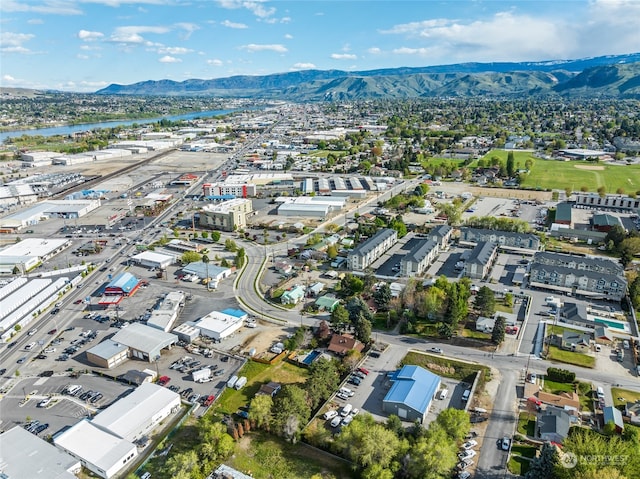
74, 299, 83, 305
358, 367, 370, 375
48, 329, 58, 335
202, 395, 215, 407
157, 376, 171, 386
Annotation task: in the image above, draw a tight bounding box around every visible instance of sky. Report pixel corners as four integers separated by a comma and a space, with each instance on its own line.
1, 0, 640, 93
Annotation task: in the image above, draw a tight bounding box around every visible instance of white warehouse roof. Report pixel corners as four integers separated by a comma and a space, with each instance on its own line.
194, 310, 244, 341
0, 426, 80, 479
0, 238, 69, 259
110, 323, 178, 357
90, 382, 181, 442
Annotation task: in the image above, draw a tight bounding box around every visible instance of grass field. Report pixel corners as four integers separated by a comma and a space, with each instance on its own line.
477, 150, 640, 193
508, 444, 536, 476
547, 345, 596, 368
612, 387, 640, 407
517, 412, 536, 436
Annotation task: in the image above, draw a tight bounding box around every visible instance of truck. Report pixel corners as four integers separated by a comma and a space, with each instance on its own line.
192, 368, 211, 383
227, 375, 238, 389
234, 376, 247, 390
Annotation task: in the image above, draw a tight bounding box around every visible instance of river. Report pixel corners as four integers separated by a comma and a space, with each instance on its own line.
0, 108, 236, 144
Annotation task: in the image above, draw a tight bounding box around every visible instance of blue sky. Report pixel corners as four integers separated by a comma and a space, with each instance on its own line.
1, 0, 639, 92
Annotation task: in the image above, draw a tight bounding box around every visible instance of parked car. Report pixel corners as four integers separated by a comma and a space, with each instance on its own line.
330, 415, 342, 428
28, 328, 38, 336
501, 436, 511, 451
357, 367, 370, 375
462, 439, 478, 450
458, 449, 476, 460
48, 329, 58, 335
323, 410, 338, 420
429, 347, 444, 354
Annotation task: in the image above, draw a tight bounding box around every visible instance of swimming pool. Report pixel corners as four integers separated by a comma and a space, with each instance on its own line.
302, 350, 321, 365
593, 317, 626, 330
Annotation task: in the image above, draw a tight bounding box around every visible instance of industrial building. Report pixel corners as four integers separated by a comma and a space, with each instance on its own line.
276, 196, 346, 218
383, 365, 441, 423
181, 262, 232, 283
91, 382, 181, 443
0, 238, 71, 274
224, 173, 293, 185
131, 251, 176, 270
146, 291, 185, 332
0, 426, 81, 479
110, 323, 178, 362
86, 340, 130, 369
53, 419, 138, 479
0, 183, 38, 208
199, 198, 254, 232
193, 309, 247, 341
172, 322, 201, 343
202, 182, 257, 198
347, 228, 398, 270
0, 199, 101, 232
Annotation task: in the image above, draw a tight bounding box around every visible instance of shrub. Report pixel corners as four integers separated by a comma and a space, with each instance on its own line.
546, 367, 575, 383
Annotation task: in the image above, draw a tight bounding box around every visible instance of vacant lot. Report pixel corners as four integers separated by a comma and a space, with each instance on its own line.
612, 387, 640, 407
547, 345, 596, 368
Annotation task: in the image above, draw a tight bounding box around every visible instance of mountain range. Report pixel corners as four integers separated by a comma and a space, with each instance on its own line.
96, 52, 640, 100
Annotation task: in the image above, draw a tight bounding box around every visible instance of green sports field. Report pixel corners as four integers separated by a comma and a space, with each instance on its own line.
478, 150, 640, 194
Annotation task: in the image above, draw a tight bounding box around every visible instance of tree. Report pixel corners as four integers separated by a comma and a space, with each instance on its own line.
354, 317, 372, 344
435, 408, 471, 442
335, 415, 401, 470
492, 315, 506, 344
504, 292, 514, 308
235, 247, 246, 268
250, 393, 274, 431
525, 442, 558, 479
565, 186, 573, 198
506, 151, 515, 177
224, 238, 237, 252
210, 231, 221, 242
326, 244, 338, 259
181, 251, 201, 264
330, 304, 350, 331
305, 358, 340, 408
202, 254, 210, 286
404, 422, 458, 479
598, 186, 607, 198
272, 384, 310, 442
373, 282, 392, 311
475, 286, 496, 317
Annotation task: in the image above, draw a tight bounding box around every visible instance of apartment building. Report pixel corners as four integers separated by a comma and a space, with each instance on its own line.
463, 241, 498, 280
401, 239, 439, 277
199, 198, 253, 232
459, 227, 540, 251
347, 228, 398, 271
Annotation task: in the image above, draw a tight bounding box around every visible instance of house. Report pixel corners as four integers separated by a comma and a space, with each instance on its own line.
603, 406, 624, 433
274, 261, 293, 275
475, 313, 517, 333
257, 381, 281, 398
624, 401, 640, 426
315, 294, 340, 312
536, 407, 572, 443
280, 285, 305, 305
383, 365, 441, 423
307, 282, 325, 297
536, 391, 581, 411
327, 333, 364, 356
561, 330, 591, 353
592, 213, 622, 232
463, 241, 498, 280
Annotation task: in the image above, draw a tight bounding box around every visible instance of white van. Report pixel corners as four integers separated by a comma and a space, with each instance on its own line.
596, 386, 605, 399
24, 342, 36, 351
341, 403, 353, 416
462, 389, 471, 402
438, 389, 449, 400
339, 387, 354, 397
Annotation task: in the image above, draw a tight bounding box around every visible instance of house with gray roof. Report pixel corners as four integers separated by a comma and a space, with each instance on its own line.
536, 407, 572, 443
459, 227, 540, 251
401, 239, 439, 277
347, 228, 397, 271
463, 241, 498, 280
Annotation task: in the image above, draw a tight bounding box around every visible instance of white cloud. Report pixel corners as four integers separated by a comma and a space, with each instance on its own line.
331, 53, 357, 60
284, 33, 293, 40
159, 55, 181, 63
207, 59, 223, 66
392, 47, 433, 56
0, 0, 82, 15
174, 22, 200, 39
367, 47, 382, 55
77, 53, 90, 60
217, 0, 276, 19
291, 62, 316, 70
78, 29, 104, 41
221, 19, 248, 29
80, 44, 101, 51
240, 43, 287, 53
0, 32, 35, 53
27, 18, 44, 24
2, 74, 17, 82
158, 46, 192, 55
109, 25, 169, 44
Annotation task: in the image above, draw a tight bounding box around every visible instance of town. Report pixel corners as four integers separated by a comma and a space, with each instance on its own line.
0, 98, 639, 479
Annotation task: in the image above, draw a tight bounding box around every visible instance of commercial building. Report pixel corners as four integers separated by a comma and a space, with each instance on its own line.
193, 309, 247, 341
0, 238, 71, 274
199, 198, 253, 232
401, 239, 439, 276
202, 182, 257, 198
591, 213, 622, 232
0, 199, 101, 232
131, 251, 176, 270
529, 252, 626, 301
91, 382, 181, 443
276, 196, 346, 218
463, 241, 498, 280
181, 262, 232, 282
383, 365, 441, 423
225, 173, 293, 185
103, 272, 141, 297
86, 340, 130, 369
347, 228, 398, 271
0, 426, 81, 479
111, 323, 178, 362
53, 419, 138, 479
459, 227, 540, 251
146, 291, 185, 332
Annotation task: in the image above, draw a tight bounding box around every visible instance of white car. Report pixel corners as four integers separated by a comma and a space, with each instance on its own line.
462, 439, 478, 450
336, 392, 349, 400
350, 408, 359, 417
44, 347, 56, 354
330, 415, 342, 427
323, 410, 338, 420
458, 449, 477, 460
528, 373, 537, 384
501, 436, 511, 451
458, 472, 471, 479
341, 415, 354, 426
37, 398, 52, 408
429, 347, 444, 354
28, 329, 38, 336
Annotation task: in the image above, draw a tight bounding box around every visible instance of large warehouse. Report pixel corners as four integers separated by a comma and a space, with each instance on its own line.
0, 237, 71, 274
110, 323, 178, 362
131, 250, 176, 270
91, 382, 181, 442
193, 309, 247, 341
0, 426, 81, 479
86, 340, 130, 369
146, 291, 185, 332
53, 419, 138, 479
383, 365, 441, 423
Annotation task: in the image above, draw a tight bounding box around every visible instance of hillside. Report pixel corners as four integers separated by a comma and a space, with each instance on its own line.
95, 53, 640, 100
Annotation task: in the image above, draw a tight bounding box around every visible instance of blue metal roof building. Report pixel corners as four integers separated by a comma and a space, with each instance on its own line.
221, 308, 248, 319
383, 365, 441, 422
104, 272, 141, 296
